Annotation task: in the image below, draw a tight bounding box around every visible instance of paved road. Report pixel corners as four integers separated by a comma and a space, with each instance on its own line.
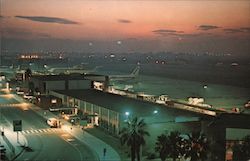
1, 102, 98, 161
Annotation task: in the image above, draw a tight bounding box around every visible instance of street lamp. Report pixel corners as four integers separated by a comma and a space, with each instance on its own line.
124, 112, 130, 122
153, 110, 158, 114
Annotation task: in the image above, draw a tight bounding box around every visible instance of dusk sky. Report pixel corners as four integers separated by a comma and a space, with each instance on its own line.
1, 0, 250, 55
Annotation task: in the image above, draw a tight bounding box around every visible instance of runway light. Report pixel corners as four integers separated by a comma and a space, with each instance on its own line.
117, 40, 122, 45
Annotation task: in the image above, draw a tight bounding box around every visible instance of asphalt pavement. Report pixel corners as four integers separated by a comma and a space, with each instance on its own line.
0, 92, 121, 161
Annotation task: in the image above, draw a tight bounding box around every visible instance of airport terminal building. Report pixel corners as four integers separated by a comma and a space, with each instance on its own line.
31, 74, 109, 94
50, 89, 204, 135
30, 74, 250, 161
50, 88, 250, 161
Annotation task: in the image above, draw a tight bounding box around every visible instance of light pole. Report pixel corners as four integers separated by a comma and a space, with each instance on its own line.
0, 106, 2, 135
125, 111, 130, 122
0, 93, 4, 135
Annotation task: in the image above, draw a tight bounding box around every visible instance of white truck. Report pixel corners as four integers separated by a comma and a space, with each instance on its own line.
47, 118, 60, 128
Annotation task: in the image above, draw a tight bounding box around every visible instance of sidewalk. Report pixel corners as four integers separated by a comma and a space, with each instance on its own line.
13, 94, 121, 161
0, 115, 27, 161
66, 126, 120, 161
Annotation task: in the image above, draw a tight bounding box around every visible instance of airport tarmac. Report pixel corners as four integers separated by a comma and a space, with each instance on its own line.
101, 70, 250, 110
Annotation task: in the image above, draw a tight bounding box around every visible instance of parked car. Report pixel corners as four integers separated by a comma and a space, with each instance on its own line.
16, 90, 24, 95
23, 94, 35, 99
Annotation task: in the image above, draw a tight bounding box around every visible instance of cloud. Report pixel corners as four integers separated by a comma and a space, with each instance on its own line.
153, 29, 180, 33
152, 28, 214, 38
15, 16, 79, 25
198, 25, 219, 31
223, 28, 245, 33
152, 29, 184, 36
117, 19, 132, 23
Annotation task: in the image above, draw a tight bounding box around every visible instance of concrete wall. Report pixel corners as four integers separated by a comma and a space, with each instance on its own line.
77, 99, 120, 135
32, 79, 40, 89
32, 79, 65, 94
46, 81, 65, 93
31, 78, 92, 94
68, 80, 91, 90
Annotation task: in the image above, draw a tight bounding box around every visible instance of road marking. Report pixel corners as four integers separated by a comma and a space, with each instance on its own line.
49, 129, 55, 132
21, 128, 62, 135
42, 129, 47, 132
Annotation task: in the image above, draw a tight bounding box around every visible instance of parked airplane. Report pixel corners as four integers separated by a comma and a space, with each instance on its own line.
108, 66, 140, 81
0, 65, 17, 74
45, 65, 101, 74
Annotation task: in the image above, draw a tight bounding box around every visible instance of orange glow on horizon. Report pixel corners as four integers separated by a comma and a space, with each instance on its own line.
2, 0, 250, 40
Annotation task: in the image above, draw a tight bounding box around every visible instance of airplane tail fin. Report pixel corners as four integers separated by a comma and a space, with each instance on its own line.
130, 66, 140, 77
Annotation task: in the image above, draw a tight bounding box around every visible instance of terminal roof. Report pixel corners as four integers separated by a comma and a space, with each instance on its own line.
53, 89, 204, 121
31, 74, 103, 81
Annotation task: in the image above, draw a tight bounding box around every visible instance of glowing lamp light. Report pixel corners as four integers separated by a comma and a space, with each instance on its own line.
153, 110, 158, 114
2, 94, 14, 99
19, 103, 29, 110
125, 112, 130, 116
203, 85, 208, 89
51, 99, 57, 104
117, 40, 122, 45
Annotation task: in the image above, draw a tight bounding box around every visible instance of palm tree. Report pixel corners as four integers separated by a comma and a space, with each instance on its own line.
168, 131, 184, 161
232, 142, 243, 161
155, 131, 184, 161
119, 117, 149, 161
185, 131, 209, 161
155, 134, 169, 161
241, 135, 250, 160
233, 135, 250, 161
25, 68, 32, 81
